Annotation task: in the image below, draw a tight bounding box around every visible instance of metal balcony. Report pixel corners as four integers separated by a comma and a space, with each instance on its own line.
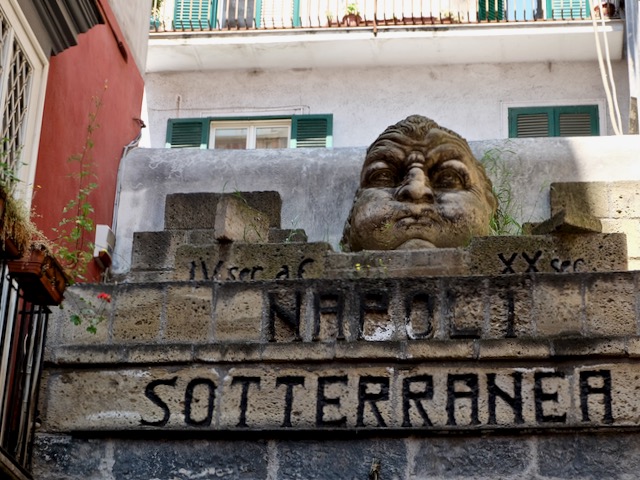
150, 0, 621, 33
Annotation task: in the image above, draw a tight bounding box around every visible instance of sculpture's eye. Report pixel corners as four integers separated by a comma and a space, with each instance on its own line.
432, 167, 465, 189
367, 169, 396, 187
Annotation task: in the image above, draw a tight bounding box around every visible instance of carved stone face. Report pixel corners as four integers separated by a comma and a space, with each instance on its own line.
342, 115, 496, 251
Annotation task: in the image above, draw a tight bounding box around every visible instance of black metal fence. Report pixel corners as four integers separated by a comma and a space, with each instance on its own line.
0, 257, 49, 478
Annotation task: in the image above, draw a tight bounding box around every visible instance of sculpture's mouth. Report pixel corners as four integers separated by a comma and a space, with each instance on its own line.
395, 207, 441, 227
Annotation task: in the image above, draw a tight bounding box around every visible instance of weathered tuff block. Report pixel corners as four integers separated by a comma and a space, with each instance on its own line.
41, 362, 629, 432
213, 195, 270, 243
466, 233, 627, 275
164, 191, 282, 230
174, 242, 332, 281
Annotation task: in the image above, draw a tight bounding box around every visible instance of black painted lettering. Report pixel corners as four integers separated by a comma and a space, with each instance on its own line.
250, 266, 263, 279
487, 372, 524, 425
402, 375, 434, 427
358, 291, 389, 339
573, 259, 585, 272
239, 268, 252, 280
534, 371, 567, 424
316, 375, 348, 427
140, 376, 177, 427
313, 292, 345, 340
212, 260, 225, 278
405, 292, 434, 339
276, 376, 305, 428
356, 376, 389, 427
498, 253, 517, 274
297, 258, 314, 279
505, 291, 516, 338
275, 265, 290, 279
580, 370, 613, 424
231, 376, 261, 427
184, 378, 216, 427
446, 374, 480, 426
201, 260, 209, 280
189, 261, 196, 281
522, 251, 542, 273
227, 267, 238, 281
268, 291, 302, 342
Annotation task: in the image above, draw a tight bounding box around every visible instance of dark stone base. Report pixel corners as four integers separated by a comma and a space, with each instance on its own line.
32, 431, 640, 479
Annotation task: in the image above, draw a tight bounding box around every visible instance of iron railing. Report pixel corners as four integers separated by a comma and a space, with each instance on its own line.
150, 0, 620, 32
0, 257, 49, 478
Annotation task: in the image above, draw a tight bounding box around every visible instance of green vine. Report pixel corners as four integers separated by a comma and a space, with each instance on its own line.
53, 83, 107, 283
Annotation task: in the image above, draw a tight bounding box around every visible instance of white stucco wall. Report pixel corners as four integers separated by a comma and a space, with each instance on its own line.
107, 0, 151, 75
144, 60, 630, 147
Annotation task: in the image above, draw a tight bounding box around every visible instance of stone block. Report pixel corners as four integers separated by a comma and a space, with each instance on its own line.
584, 273, 636, 336
214, 195, 270, 243
609, 182, 640, 218
164, 284, 213, 342
538, 433, 640, 478
530, 209, 602, 234
325, 249, 469, 279
125, 344, 194, 363
411, 436, 533, 477
602, 218, 640, 257
174, 242, 330, 282
130, 230, 188, 271
277, 439, 406, 480
552, 337, 627, 357
477, 338, 550, 359
32, 435, 106, 480
550, 182, 609, 218
405, 339, 475, 360
486, 275, 535, 338
534, 275, 583, 337
52, 346, 125, 364
440, 277, 485, 340
268, 228, 308, 243
214, 284, 264, 342
112, 285, 164, 342
164, 191, 281, 230
467, 234, 627, 275
58, 285, 114, 345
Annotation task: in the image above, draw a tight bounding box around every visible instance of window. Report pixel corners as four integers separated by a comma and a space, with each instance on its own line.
508, 105, 599, 138
0, 2, 47, 202
173, 0, 301, 29
166, 115, 333, 149
210, 119, 290, 149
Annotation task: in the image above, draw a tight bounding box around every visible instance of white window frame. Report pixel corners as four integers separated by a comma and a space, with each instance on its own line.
208, 119, 292, 149
0, 0, 49, 207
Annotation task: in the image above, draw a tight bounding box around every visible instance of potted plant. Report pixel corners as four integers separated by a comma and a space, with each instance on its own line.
8, 244, 70, 306
342, 3, 362, 26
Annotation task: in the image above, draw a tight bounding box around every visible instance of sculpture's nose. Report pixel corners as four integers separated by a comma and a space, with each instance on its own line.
394, 167, 435, 203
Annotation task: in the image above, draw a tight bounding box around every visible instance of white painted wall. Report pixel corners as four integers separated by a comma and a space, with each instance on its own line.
107, 0, 152, 75
145, 60, 630, 147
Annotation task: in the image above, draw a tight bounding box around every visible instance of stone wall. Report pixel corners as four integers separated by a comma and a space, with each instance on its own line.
32, 190, 640, 479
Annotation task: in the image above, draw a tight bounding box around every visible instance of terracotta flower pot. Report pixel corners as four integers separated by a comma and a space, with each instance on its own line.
8, 247, 69, 305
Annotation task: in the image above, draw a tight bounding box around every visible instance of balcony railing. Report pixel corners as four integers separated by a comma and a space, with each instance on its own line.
0, 257, 49, 479
150, 0, 619, 33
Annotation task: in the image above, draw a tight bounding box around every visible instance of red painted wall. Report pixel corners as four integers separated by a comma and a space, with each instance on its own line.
32, 1, 144, 281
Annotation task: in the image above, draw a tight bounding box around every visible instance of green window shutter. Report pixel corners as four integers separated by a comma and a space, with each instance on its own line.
174, 0, 216, 29
256, 0, 300, 28
509, 105, 599, 138
546, 0, 589, 19
479, 0, 505, 20
166, 119, 209, 148
291, 114, 333, 148
556, 106, 599, 136
509, 108, 553, 138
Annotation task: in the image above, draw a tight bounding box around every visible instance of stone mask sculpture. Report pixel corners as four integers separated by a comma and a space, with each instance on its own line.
342, 115, 497, 251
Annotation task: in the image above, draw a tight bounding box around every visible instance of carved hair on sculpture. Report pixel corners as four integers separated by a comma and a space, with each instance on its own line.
341, 115, 497, 252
